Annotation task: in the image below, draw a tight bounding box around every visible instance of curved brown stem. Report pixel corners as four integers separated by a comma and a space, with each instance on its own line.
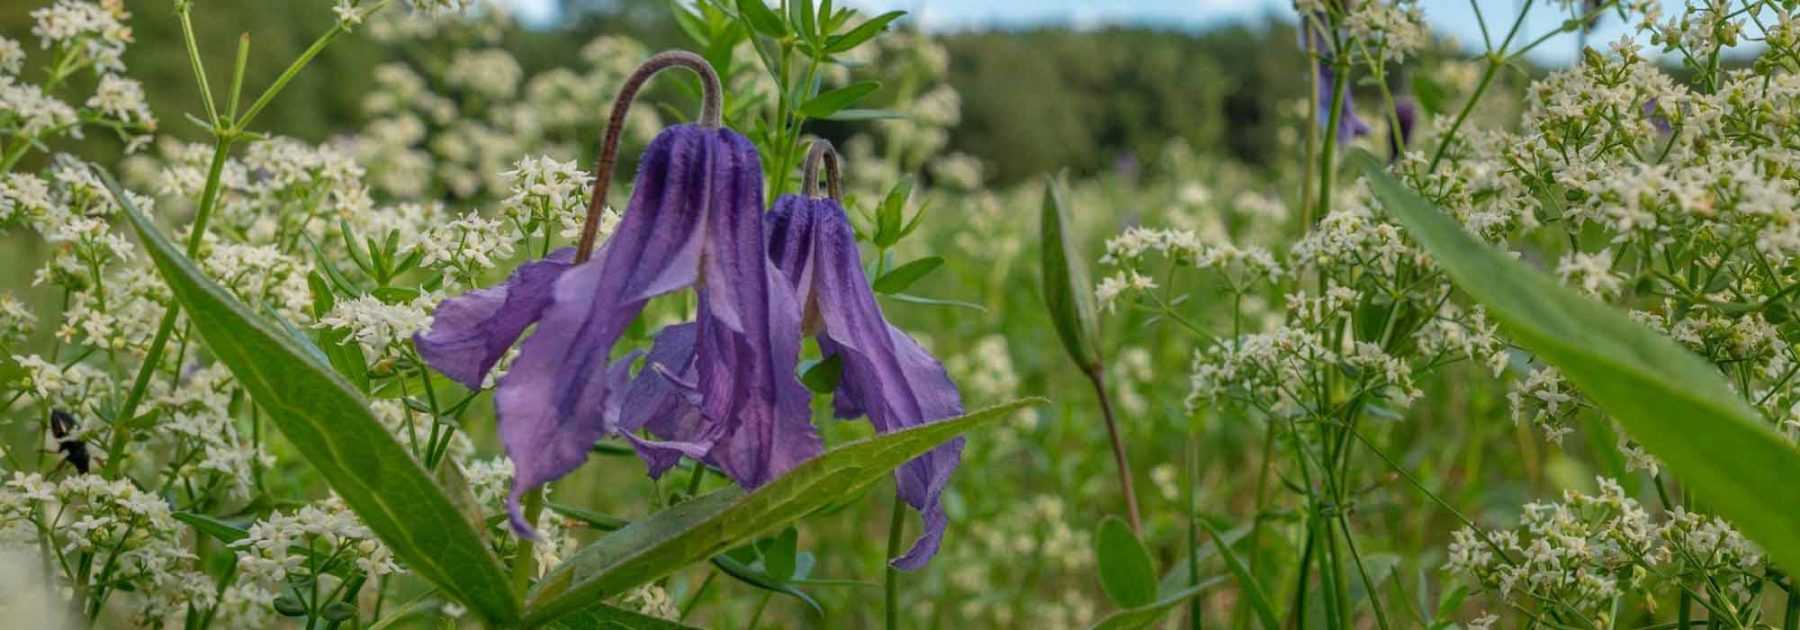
574, 50, 724, 264
801, 138, 842, 201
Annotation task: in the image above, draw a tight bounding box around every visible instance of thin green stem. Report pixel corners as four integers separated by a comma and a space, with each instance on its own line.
885, 491, 906, 630
511, 487, 544, 597
1426, 58, 1499, 172
177, 3, 219, 125
1316, 59, 1349, 223
1086, 369, 1145, 535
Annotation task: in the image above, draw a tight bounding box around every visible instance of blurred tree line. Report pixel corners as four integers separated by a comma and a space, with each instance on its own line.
2, 0, 1307, 186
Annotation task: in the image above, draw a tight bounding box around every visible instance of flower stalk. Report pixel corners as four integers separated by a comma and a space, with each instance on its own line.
573, 50, 724, 263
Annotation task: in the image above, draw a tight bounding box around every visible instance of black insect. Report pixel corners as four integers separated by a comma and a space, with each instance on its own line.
50, 410, 91, 475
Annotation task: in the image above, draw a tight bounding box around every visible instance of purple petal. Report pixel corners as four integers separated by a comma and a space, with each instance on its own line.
413, 248, 575, 390
766, 195, 965, 569
1317, 64, 1370, 142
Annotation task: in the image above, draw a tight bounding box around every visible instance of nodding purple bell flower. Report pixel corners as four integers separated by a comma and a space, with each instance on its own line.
762, 142, 966, 570
412, 52, 820, 536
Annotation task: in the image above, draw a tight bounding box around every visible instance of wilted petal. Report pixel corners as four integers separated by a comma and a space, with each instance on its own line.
413, 248, 575, 390
766, 195, 965, 569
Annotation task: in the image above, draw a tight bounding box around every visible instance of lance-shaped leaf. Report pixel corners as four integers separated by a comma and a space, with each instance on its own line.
105, 172, 521, 624
1040, 176, 1102, 372
523, 399, 1043, 626
1353, 154, 1800, 573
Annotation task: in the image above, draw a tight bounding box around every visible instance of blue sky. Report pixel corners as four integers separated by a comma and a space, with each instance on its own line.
506, 0, 1702, 66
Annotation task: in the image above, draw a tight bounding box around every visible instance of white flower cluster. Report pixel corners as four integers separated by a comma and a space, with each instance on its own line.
1447, 478, 1764, 624
0, 472, 219, 626
233, 497, 403, 606
318, 295, 434, 356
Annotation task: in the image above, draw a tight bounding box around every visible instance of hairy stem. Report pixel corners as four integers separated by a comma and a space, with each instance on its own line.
575, 50, 724, 263
802, 138, 843, 201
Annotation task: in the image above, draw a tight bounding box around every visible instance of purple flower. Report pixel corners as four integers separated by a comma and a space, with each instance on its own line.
493, 124, 818, 532
414, 248, 575, 390
1317, 64, 1370, 142
413, 52, 820, 536
760, 157, 965, 570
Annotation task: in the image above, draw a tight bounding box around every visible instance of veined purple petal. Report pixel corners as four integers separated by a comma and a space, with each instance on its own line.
495, 124, 820, 535
413, 248, 575, 390
766, 195, 965, 570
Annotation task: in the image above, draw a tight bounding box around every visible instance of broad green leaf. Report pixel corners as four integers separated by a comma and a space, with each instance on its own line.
1354, 155, 1800, 573
105, 172, 521, 624
735, 0, 786, 37
174, 511, 249, 545
1089, 578, 1223, 630
824, 10, 905, 53
1095, 516, 1156, 608
798, 81, 879, 118
871, 256, 943, 294
523, 399, 1043, 625
1041, 176, 1103, 372
1198, 518, 1279, 629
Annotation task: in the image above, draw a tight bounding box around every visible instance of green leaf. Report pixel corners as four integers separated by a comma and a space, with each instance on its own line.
824, 10, 905, 53
1040, 176, 1103, 372
712, 552, 824, 616
1198, 518, 1279, 629
1095, 516, 1157, 608
1353, 153, 1800, 574
823, 108, 907, 122
883, 293, 987, 312
1089, 578, 1223, 630
523, 399, 1044, 625
871, 257, 944, 294
760, 527, 799, 581
798, 81, 879, 118
104, 171, 521, 624
872, 176, 913, 248
174, 511, 249, 545
790, 0, 816, 43
735, 0, 786, 37
800, 354, 844, 394
548, 502, 630, 531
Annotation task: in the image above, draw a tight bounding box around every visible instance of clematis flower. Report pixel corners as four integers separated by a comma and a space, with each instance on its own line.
760, 141, 966, 570
412, 51, 820, 535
